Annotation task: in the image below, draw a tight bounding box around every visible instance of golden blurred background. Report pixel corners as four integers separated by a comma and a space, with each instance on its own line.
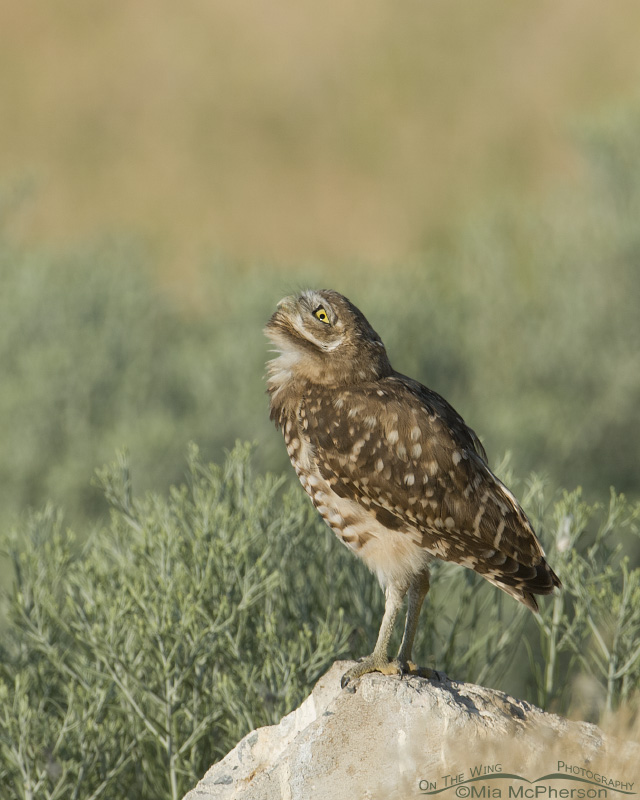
3, 0, 640, 271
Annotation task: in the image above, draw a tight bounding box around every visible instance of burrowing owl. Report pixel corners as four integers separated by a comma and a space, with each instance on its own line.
265, 289, 561, 687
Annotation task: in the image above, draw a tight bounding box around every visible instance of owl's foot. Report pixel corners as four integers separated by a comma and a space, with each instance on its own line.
340, 654, 397, 688
340, 656, 435, 688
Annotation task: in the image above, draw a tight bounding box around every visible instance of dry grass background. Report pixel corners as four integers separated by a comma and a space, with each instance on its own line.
3, 0, 640, 273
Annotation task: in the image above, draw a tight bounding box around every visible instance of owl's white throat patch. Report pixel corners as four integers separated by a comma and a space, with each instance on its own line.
266, 337, 303, 398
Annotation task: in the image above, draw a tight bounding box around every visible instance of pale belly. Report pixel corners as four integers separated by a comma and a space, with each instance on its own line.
299, 467, 432, 589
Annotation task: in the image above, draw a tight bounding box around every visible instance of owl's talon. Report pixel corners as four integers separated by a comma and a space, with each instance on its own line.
396, 660, 436, 679
340, 655, 434, 688
340, 654, 400, 688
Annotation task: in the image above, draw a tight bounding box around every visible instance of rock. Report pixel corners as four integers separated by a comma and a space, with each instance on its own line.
182, 661, 640, 800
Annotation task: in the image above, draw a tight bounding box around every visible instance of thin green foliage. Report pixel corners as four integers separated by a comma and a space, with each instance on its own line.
526, 485, 640, 715
1, 445, 639, 800
0, 444, 351, 800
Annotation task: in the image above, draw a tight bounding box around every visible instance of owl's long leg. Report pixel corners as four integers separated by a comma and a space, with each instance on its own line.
340, 581, 407, 689
396, 568, 430, 669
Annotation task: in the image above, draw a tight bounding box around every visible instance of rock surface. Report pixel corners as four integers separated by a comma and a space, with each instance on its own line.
183, 661, 640, 800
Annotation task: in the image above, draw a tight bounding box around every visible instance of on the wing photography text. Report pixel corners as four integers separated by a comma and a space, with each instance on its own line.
419, 762, 636, 798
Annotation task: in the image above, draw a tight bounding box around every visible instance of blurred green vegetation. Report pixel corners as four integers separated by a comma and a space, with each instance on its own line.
1, 105, 640, 541
1, 446, 638, 800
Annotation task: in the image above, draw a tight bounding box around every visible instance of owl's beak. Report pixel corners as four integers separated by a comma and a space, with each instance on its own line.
264, 298, 292, 340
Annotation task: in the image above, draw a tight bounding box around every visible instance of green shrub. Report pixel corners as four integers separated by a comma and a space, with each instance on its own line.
1, 445, 639, 799
0, 444, 351, 800
530, 485, 640, 716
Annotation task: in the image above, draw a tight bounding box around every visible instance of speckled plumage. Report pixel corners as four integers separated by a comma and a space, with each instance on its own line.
265, 289, 561, 684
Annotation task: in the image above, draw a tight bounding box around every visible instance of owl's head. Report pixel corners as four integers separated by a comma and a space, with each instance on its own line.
265, 289, 392, 387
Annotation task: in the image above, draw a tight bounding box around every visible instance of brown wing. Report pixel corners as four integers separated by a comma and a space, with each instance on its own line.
303, 374, 560, 607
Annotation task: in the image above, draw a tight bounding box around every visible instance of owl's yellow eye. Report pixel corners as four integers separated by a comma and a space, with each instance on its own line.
313, 306, 330, 324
